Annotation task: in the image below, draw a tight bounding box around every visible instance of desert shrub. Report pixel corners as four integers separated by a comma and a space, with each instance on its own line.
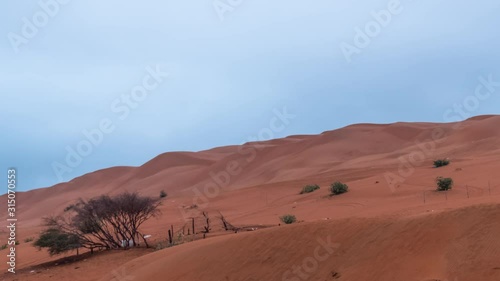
64, 204, 76, 212
34, 229, 81, 256
280, 215, 297, 225
24, 237, 34, 243
434, 159, 450, 168
155, 242, 170, 251
160, 190, 168, 198
0, 244, 7, 251
300, 184, 320, 194
330, 182, 349, 195
436, 177, 453, 191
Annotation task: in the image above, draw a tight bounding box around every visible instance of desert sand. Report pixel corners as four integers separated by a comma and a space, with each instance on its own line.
1, 115, 500, 281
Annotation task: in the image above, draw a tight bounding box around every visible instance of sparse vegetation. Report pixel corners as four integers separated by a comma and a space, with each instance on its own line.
160, 190, 168, 198
436, 177, 453, 191
24, 237, 34, 243
0, 244, 7, 251
330, 182, 349, 195
185, 204, 198, 210
64, 204, 76, 212
280, 215, 297, 224
300, 184, 320, 194
155, 241, 171, 251
434, 159, 450, 168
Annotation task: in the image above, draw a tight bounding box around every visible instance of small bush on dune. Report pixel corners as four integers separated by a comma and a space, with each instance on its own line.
330, 182, 349, 195
34, 229, 81, 256
300, 184, 320, 194
160, 190, 168, 198
24, 237, 34, 243
280, 215, 297, 225
155, 242, 171, 251
436, 177, 453, 191
434, 159, 450, 168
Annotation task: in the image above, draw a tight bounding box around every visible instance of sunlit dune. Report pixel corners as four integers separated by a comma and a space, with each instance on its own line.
2, 116, 500, 281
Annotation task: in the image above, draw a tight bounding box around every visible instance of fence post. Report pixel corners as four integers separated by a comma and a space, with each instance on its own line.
466, 185, 470, 199
192, 218, 195, 240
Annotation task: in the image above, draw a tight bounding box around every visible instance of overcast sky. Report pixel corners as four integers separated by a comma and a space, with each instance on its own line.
2, 0, 500, 191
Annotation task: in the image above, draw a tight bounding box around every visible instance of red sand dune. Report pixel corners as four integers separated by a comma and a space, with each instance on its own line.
1, 115, 500, 281
101, 204, 500, 281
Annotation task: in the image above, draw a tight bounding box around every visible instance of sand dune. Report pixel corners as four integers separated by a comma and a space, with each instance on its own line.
2, 116, 500, 280
100, 204, 500, 281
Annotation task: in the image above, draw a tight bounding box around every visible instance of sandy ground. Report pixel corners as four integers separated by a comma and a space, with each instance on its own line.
1, 115, 500, 280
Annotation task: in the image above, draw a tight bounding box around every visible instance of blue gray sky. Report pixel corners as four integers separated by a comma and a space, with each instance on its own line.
2, 0, 500, 191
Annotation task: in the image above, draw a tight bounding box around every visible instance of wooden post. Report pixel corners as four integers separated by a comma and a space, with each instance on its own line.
168, 229, 172, 245
170, 225, 175, 245
466, 185, 470, 199
192, 218, 195, 240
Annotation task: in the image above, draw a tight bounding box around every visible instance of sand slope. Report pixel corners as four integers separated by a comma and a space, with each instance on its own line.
5, 116, 500, 221
100, 204, 500, 281
1, 115, 500, 280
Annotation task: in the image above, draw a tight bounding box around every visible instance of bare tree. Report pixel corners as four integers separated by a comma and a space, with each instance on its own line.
35, 192, 161, 255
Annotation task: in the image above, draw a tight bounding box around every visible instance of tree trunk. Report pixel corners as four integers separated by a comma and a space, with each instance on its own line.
139, 233, 150, 248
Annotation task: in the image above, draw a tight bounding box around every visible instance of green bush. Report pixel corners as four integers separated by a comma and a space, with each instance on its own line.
24, 237, 34, 243
280, 215, 297, 225
0, 244, 7, 251
34, 229, 81, 256
436, 177, 453, 191
300, 184, 320, 194
434, 159, 450, 168
330, 182, 349, 195
160, 190, 168, 198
